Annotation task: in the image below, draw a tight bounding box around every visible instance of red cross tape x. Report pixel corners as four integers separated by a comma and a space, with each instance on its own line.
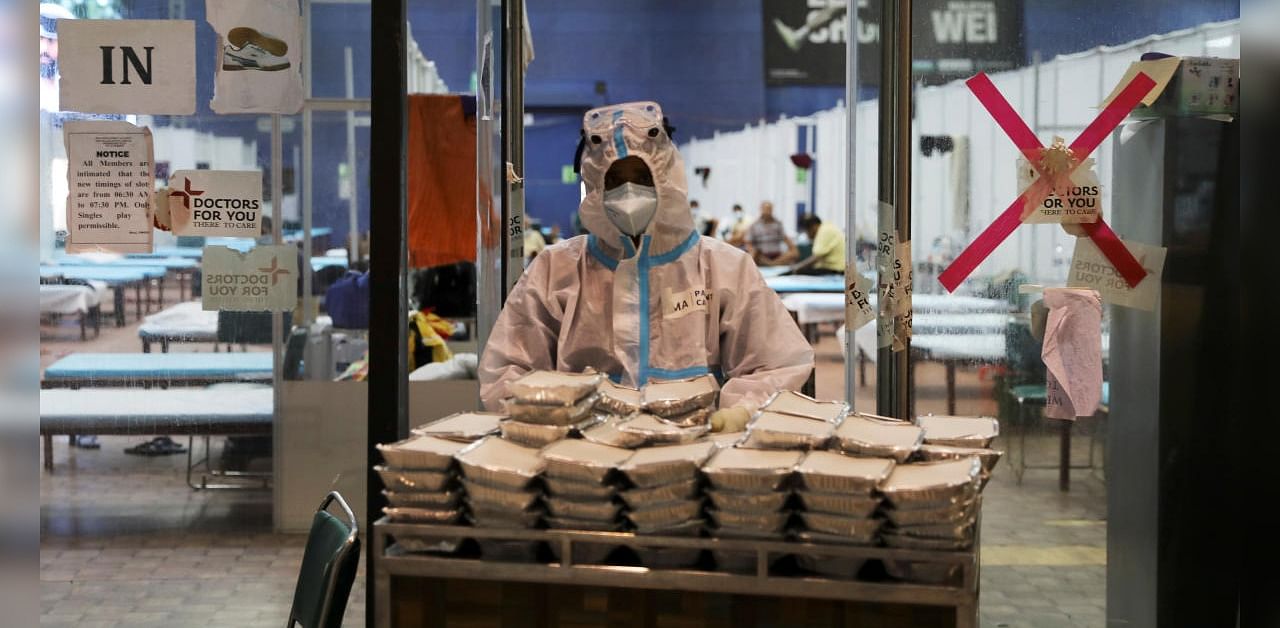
937, 72, 1156, 293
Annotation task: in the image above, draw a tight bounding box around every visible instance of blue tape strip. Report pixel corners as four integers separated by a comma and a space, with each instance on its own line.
587, 234, 618, 270
636, 235, 652, 385
649, 230, 700, 266
612, 110, 628, 158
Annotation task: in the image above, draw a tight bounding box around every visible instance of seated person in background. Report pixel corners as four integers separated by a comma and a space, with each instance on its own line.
787, 214, 845, 275
722, 203, 749, 248
745, 201, 798, 266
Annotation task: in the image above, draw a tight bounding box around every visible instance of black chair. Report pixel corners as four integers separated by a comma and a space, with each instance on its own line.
287, 491, 360, 628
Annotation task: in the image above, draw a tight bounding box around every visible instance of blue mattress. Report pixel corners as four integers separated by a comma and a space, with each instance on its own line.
41, 266, 159, 283
764, 275, 845, 293
44, 352, 273, 381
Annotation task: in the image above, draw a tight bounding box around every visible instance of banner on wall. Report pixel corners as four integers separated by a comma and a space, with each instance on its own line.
57, 19, 196, 114
207, 0, 304, 114
63, 120, 155, 253
762, 0, 1025, 86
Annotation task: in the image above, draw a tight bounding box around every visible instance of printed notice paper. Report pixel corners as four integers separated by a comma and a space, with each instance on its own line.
1067, 237, 1166, 311
58, 19, 195, 115
202, 244, 298, 311
63, 120, 154, 253
168, 170, 263, 237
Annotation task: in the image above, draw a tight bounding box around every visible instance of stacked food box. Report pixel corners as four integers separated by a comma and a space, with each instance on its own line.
500, 371, 605, 447
375, 411, 503, 526
540, 439, 634, 563
700, 447, 803, 572
878, 458, 983, 583
455, 436, 546, 561
617, 440, 717, 568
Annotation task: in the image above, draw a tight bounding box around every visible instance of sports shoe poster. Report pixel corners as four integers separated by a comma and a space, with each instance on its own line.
207, 0, 303, 114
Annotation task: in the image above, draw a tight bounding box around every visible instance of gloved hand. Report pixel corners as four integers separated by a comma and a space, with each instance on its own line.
709, 406, 751, 433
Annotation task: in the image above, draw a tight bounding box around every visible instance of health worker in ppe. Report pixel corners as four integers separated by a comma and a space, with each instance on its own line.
479, 102, 814, 429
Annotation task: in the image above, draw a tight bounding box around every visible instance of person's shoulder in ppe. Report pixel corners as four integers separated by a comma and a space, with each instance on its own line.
696, 235, 759, 272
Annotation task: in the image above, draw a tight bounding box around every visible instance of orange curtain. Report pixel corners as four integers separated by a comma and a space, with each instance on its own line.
407, 94, 479, 268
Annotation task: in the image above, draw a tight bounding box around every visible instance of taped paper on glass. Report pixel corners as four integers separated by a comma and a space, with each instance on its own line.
876, 201, 896, 276
845, 270, 875, 331
202, 244, 298, 311
63, 120, 154, 253
57, 19, 195, 115
152, 188, 172, 231
892, 310, 912, 353
207, 0, 304, 114
892, 240, 913, 316
1042, 288, 1102, 420
877, 314, 893, 350
1016, 157, 1101, 224
1067, 237, 1166, 311
168, 170, 263, 237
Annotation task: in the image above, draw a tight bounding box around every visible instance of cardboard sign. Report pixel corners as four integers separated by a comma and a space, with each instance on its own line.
207, 0, 305, 114
1067, 237, 1166, 311
662, 286, 712, 320
1017, 157, 1102, 224
845, 270, 875, 331
168, 170, 263, 237
58, 19, 195, 115
202, 244, 298, 311
63, 120, 154, 253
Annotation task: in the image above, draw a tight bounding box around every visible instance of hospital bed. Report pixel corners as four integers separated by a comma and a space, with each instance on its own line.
42, 351, 273, 388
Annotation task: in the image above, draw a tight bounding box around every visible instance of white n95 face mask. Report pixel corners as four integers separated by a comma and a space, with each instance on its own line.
602, 182, 658, 236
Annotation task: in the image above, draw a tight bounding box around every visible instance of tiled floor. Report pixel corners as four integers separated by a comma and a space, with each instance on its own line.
41, 314, 1105, 627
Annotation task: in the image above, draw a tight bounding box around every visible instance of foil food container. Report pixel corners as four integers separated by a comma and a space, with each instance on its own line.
632, 518, 705, 536
713, 550, 771, 574
544, 516, 627, 532
831, 415, 924, 463
540, 439, 634, 484
382, 489, 461, 509
374, 465, 453, 492
499, 416, 602, 448
883, 499, 977, 527
376, 435, 467, 470
761, 390, 849, 423
581, 416, 649, 448
543, 475, 619, 500
879, 459, 981, 507
794, 530, 879, 546
642, 374, 720, 417
619, 479, 700, 509
890, 521, 975, 541
461, 479, 541, 511
410, 412, 505, 442
916, 444, 1003, 475
545, 496, 623, 521
796, 492, 881, 518
469, 505, 544, 528
701, 448, 802, 492
742, 411, 835, 450
506, 370, 604, 405
884, 559, 963, 584
382, 507, 462, 524
656, 405, 713, 428
595, 380, 643, 416
506, 393, 600, 426
707, 431, 746, 448
618, 441, 717, 487
455, 437, 546, 491
708, 508, 790, 534
627, 499, 703, 528
394, 536, 462, 554
795, 451, 895, 494
797, 512, 883, 541
705, 488, 790, 513
915, 415, 1000, 448
619, 413, 710, 445
881, 532, 973, 551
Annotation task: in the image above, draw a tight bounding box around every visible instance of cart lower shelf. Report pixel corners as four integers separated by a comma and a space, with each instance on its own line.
372, 519, 980, 628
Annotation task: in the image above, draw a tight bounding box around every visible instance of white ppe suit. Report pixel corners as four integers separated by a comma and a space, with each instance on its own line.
478, 101, 814, 410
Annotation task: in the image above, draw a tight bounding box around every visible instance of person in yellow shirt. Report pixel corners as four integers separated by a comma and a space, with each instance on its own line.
788, 214, 845, 275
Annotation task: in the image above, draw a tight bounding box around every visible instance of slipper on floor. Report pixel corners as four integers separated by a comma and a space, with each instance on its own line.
124, 436, 187, 456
